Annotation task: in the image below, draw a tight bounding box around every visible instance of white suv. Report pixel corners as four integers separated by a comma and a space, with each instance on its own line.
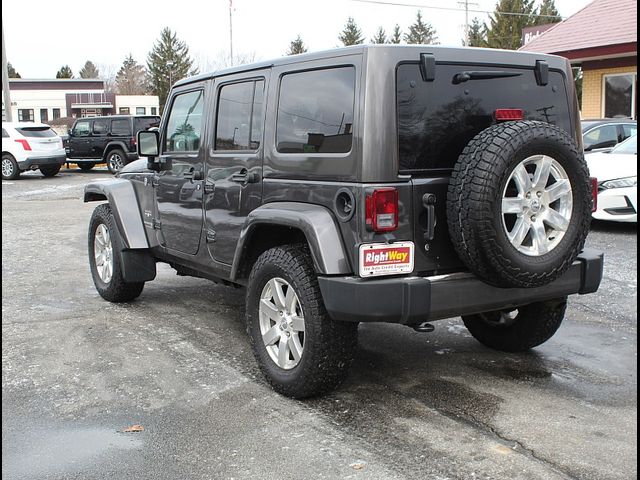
2, 122, 67, 180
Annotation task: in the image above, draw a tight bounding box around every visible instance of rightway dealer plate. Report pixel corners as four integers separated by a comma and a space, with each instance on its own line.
358, 242, 415, 278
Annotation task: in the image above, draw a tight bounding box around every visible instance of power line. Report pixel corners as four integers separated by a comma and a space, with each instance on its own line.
350, 0, 564, 19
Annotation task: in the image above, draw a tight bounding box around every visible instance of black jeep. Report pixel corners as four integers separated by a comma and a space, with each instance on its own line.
66, 115, 160, 174
84, 45, 603, 398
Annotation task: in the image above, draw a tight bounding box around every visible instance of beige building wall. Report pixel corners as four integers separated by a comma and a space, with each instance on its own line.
581, 65, 637, 119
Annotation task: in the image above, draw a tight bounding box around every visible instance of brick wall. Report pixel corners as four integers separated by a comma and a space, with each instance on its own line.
582, 65, 637, 119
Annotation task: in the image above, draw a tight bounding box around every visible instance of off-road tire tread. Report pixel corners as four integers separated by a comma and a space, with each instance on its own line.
447, 121, 591, 287
40, 165, 62, 177
88, 204, 144, 302
462, 297, 567, 352
246, 244, 358, 399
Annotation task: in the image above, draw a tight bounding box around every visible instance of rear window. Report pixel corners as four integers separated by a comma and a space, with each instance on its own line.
397, 63, 572, 172
276, 67, 355, 154
134, 117, 160, 133
111, 119, 131, 136
16, 126, 57, 138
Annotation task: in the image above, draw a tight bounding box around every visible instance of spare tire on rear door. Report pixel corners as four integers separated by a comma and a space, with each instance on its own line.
446, 120, 591, 288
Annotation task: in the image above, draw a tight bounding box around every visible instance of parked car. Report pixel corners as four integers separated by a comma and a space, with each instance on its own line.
66, 115, 160, 174
587, 135, 637, 222
582, 118, 636, 153
84, 45, 603, 398
2, 122, 66, 180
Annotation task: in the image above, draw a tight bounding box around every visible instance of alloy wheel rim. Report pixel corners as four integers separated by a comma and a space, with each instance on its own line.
259, 277, 305, 370
94, 224, 113, 283
2, 158, 14, 177
501, 155, 573, 256
109, 154, 124, 172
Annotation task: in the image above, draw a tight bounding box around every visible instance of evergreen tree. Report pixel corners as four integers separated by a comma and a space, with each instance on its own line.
536, 0, 561, 25
390, 24, 402, 44
147, 27, 197, 110
286, 35, 308, 55
338, 17, 364, 46
465, 17, 486, 46
404, 11, 438, 45
79, 60, 100, 79
56, 65, 73, 78
116, 54, 149, 95
7, 62, 21, 78
371, 27, 388, 44
485, 0, 537, 50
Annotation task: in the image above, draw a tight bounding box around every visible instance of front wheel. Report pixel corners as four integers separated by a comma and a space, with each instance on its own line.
40, 164, 62, 177
462, 297, 567, 352
88, 204, 145, 302
246, 244, 358, 398
106, 149, 126, 174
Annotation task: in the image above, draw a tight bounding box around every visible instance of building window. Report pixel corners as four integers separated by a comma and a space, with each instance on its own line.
18, 109, 34, 122
52, 108, 61, 119
136, 107, 146, 115
119, 107, 130, 114
40, 109, 49, 123
603, 73, 637, 119
151, 107, 157, 115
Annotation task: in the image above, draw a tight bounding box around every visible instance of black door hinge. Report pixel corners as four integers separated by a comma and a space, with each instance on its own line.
152, 177, 160, 187
204, 183, 214, 194
206, 229, 216, 243
152, 219, 162, 230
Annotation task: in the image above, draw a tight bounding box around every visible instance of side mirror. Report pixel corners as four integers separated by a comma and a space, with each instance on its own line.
137, 130, 164, 171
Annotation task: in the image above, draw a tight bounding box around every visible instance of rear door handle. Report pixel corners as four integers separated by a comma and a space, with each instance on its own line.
231, 169, 259, 184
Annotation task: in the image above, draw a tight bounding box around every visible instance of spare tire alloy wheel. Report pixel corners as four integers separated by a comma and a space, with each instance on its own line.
502, 155, 572, 256
259, 278, 305, 370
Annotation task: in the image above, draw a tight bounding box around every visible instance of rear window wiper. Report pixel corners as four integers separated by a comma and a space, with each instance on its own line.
453, 71, 523, 84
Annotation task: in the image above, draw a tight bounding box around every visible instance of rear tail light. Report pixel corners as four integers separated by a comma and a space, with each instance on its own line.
590, 177, 598, 212
366, 188, 399, 232
130, 136, 137, 148
15, 139, 32, 151
495, 109, 524, 121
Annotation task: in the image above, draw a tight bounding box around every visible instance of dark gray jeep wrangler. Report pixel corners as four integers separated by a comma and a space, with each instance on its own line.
85, 45, 604, 398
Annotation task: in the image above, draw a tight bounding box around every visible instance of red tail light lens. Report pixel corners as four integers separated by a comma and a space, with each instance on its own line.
15, 139, 32, 151
366, 188, 399, 232
590, 177, 598, 212
130, 136, 137, 147
495, 109, 524, 121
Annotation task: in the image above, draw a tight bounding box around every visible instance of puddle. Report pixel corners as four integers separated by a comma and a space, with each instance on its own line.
3, 426, 143, 477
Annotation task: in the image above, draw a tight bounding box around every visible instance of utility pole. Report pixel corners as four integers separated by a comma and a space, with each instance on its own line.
458, 0, 478, 46
229, 0, 234, 66
2, 21, 13, 122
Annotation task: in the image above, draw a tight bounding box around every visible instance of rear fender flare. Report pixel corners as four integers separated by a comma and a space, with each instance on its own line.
230, 202, 351, 281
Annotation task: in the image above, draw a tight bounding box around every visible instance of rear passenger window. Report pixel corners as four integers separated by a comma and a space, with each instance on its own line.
622, 124, 637, 139
93, 119, 109, 135
276, 67, 355, 154
111, 119, 131, 136
215, 80, 265, 151
165, 90, 204, 152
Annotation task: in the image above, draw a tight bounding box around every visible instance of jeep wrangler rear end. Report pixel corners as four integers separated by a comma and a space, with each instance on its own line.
84, 45, 603, 398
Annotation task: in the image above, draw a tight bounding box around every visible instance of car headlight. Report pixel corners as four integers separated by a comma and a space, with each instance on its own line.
599, 176, 637, 190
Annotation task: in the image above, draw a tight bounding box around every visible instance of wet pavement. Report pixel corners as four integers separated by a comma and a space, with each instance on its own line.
2, 168, 637, 480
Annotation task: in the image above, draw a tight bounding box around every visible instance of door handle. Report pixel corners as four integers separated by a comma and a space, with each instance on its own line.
183, 169, 204, 181
231, 169, 259, 184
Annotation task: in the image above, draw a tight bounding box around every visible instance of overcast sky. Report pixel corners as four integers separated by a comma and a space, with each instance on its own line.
3, 0, 591, 78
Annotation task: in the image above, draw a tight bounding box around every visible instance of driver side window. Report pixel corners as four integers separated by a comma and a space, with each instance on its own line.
164, 90, 205, 153
74, 121, 91, 137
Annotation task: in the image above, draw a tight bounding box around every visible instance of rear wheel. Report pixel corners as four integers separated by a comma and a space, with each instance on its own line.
246, 244, 358, 398
462, 297, 567, 352
106, 149, 126, 174
2, 154, 20, 180
88, 204, 145, 302
40, 164, 62, 177
78, 162, 96, 171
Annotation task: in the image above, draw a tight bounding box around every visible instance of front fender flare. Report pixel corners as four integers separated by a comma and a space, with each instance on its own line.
230, 202, 351, 280
84, 179, 149, 249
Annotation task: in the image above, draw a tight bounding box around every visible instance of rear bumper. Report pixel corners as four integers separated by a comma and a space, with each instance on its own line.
318, 249, 604, 324
18, 154, 67, 170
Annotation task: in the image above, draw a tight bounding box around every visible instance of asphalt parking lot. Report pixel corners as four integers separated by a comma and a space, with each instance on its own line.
2, 167, 637, 480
